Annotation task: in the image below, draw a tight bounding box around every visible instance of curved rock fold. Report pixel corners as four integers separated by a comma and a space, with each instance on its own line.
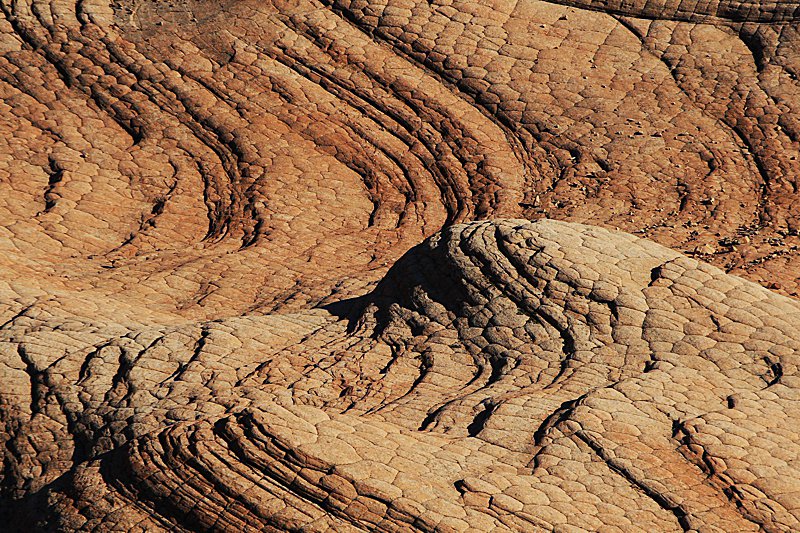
2, 0, 800, 531
4, 219, 800, 532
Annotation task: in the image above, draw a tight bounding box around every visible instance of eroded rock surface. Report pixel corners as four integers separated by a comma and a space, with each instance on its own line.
3, 219, 800, 533
1, 0, 800, 312
2, 0, 800, 531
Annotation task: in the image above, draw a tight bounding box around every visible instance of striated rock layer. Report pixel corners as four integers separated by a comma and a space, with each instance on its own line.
3, 218, 800, 533
2, 0, 800, 531
1, 0, 800, 313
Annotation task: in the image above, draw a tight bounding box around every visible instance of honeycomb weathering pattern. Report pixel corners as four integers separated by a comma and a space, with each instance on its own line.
1, 0, 800, 531
4, 218, 800, 533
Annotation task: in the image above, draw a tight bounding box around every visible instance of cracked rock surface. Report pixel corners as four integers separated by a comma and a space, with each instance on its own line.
2, 0, 800, 531
4, 218, 800, 533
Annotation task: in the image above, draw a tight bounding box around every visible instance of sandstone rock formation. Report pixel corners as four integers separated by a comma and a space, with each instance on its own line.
4, 218, 800, 533
2, 0, 800, 531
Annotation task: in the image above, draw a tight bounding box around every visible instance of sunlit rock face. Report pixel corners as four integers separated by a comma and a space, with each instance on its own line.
3, 218, 800, 533
2, 0, 800, 531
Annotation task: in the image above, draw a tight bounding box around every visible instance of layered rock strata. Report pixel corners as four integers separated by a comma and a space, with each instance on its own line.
3, 0, 800, 531
1, 0, 800, 315
3, 219, 800, 533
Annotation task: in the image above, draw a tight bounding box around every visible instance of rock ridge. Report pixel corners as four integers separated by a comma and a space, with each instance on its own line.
3, 219, 800, 532
3, 0, 800, 530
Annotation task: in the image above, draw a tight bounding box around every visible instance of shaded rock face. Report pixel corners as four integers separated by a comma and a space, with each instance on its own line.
3, 218, 800, 533
2, 0, 800, 532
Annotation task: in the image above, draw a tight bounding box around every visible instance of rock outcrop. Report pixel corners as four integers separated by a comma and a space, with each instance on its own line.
2, 0, 800, 531
3, 219, 800, 533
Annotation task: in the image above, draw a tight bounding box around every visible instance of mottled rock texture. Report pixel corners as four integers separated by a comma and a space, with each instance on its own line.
2, 0, 800, 531
4, 218, 800, 533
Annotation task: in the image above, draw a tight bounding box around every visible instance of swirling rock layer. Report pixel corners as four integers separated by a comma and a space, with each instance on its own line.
3, 219, 800, 533
2, 0, 800, 531
1, 0, 800, 314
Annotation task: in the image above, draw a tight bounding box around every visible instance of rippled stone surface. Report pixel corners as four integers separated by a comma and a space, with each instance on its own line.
2, 0, 800, 531
4, 218, 800, 532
